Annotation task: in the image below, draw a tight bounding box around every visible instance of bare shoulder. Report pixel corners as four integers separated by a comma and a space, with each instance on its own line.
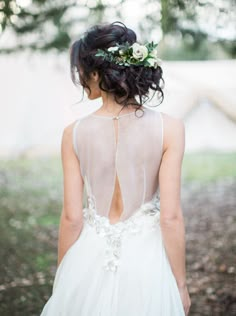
62, 114, 89, 142
160, 112, 185, 134
63, 119, 78, 135
159, 112, 185, 153
61, 120, 78, 154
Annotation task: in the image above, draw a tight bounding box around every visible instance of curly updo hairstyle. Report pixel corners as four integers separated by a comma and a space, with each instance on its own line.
70, 21, 164, 111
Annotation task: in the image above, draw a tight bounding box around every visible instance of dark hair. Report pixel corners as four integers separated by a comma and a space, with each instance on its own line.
70, 21, 164, 110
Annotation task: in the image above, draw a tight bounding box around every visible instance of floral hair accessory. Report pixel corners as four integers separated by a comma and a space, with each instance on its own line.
94, 41, 162, 69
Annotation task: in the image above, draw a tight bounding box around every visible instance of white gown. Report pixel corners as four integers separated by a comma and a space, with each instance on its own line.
40, 107, 185, 316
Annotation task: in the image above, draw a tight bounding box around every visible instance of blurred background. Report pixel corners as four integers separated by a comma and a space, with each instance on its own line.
0, 0, 235, 315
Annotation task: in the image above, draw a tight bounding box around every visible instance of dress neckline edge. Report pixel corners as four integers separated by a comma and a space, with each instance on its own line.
90, 108, 146, 119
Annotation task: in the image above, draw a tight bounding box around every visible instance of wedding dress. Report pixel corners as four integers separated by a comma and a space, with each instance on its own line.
40, 106, 185, 315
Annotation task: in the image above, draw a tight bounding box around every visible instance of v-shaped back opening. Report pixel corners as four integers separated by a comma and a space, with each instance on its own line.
73, 107, 163, 223
107, 117, 124, 224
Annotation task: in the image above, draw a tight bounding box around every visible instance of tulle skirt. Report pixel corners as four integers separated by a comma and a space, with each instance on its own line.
40, 194, 185, 315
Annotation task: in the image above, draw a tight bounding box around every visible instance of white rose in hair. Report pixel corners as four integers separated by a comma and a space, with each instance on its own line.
150, 48, 159, 58
108, 46, 119, 52
131, 43, 148, 61
147, 57, 162, 68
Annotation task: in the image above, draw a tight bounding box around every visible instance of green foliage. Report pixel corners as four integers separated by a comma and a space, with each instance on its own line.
0, 0, 75, 52
0, 153, 235, 314
35, 254, 55, 270
95, 41, 161, 68
182, 151, 236, 183
0, 0, 235, 58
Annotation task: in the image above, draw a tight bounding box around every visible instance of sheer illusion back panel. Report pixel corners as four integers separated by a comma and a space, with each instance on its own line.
73, 108, 163, 222
108, 117, 124, 223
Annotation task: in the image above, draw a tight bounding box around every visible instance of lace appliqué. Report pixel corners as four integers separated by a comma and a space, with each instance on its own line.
83, 194, 161, 273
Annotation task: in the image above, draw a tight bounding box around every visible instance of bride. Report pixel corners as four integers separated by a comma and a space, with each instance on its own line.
40, 21, 191, 315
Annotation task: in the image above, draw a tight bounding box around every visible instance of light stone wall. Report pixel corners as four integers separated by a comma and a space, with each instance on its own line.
0, 53, 235, 157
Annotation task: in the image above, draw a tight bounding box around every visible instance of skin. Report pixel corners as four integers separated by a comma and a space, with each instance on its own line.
58, 70, 191, 315
159, 112, 191, 315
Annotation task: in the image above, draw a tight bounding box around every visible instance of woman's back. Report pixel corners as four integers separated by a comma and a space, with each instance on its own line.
73, 106, 163, 223
40, 20, 190, 316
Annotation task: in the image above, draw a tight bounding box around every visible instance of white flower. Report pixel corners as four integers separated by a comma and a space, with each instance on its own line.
119, 49, 125, 56
131, 43, 148, 61
107, 46, 119, 52
146, 57, 162, 68
149, 48, 159, 58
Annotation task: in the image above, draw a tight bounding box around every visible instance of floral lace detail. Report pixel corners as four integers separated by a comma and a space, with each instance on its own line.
83, 194, 161, 273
